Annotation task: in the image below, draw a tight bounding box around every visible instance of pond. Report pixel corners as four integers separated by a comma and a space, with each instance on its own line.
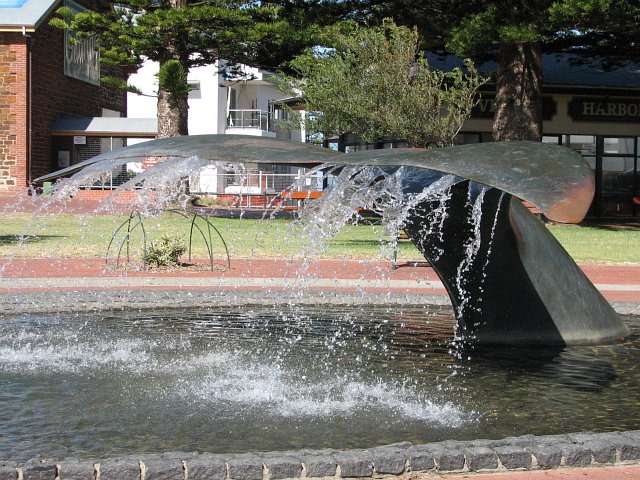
1, 305, 638, 462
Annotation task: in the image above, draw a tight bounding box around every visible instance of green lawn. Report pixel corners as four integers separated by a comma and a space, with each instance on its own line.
0, 212, 410, 261
0, 212, 637, 264
547, 223, 639, 264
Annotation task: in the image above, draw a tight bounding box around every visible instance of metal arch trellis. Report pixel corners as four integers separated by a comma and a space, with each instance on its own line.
106, 209, 231, 271
106, 210, 147, 269
170, 209, 231, 271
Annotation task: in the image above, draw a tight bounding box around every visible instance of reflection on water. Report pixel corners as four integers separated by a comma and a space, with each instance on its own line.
0, 305, 638, 462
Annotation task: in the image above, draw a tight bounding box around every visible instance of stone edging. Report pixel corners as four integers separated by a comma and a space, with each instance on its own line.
0, 290, 453, 315
0, 289, 638, 316
3, 431, 640, 480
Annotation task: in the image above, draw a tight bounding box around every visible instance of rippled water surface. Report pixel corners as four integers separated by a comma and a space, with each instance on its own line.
1, 305, 639, 461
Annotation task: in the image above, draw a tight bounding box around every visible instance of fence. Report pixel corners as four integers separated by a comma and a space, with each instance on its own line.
77, 168, 328, 209
227, 109, 274, 132
197, 171, 325, 209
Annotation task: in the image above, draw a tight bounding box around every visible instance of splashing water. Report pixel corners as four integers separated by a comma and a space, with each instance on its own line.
454, 184, 488, 326
49, 157, 248, 214
295, 165, 461, 259
0, 306, 475, 461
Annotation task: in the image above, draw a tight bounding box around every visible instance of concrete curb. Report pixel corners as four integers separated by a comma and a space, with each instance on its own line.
0, 289, 454, 315
6, 431, 640, 480
0, 289, 638, 316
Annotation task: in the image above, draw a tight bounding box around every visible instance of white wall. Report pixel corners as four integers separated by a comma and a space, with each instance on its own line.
186, 64, 226, 135
127, 60, 226, 135
127, 60, 159, 121
125, 58, 307, 184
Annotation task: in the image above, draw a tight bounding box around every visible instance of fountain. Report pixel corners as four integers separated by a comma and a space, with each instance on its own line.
1, 135, 637, 474
34, 134, 629, 346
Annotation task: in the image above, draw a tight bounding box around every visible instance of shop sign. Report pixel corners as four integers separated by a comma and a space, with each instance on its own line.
63, 0, 100, 86
569, 98, 640, 123
471, 95, 557, 120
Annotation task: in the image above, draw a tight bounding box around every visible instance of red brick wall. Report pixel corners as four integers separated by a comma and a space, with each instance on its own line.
71, 188, 143, 202
0, 34, 28, 192
0, 0, 127, 191
30, 3, 126, 181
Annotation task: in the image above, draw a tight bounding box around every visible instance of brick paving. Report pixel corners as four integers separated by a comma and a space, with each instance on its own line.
432, 464, 640, 479
1, 257, 639, 309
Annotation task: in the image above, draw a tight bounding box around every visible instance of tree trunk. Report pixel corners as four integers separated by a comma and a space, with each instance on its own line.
156, 86, 189, 138
493, 42, 543, 142
157, 0, 188, 139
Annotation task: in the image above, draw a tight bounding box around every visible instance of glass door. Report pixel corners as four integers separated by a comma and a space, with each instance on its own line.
599, 137, 638, 217
563, 135, 638, 217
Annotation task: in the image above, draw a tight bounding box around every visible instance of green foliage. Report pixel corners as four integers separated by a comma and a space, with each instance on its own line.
283, 20, 486, 147
191, 195, 235, 208
444, 3, 551, 57
48, 16, 71, 31
368, 0, 639, 62
548, 0, 639, 63
156, 60, 190, 96
144, 232, 187, 267
100, 76, 143, 95
48, 1, 346, 76
549, 0, 623, 22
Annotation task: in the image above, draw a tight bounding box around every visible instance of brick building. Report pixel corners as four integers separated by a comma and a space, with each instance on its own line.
0, 0, 129, 193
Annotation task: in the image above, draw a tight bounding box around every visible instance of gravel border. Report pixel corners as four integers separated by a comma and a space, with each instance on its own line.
1, 290, 639, 478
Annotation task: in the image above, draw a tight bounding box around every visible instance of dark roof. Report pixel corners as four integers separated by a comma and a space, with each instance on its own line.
427, 53, 640, 90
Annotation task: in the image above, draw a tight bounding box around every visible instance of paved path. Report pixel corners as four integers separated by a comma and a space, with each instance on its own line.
0, 258, 639, 297
1, 257, 640, 305
428, 464, 640, 479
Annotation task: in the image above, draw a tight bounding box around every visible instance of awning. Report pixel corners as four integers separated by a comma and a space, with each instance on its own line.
0, 0, 58, 32
51, 117, 157, 137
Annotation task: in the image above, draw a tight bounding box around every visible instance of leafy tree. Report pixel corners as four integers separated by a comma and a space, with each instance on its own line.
365, 0, 640, 141
282, 21, 486, 148
50, 0, 348, 138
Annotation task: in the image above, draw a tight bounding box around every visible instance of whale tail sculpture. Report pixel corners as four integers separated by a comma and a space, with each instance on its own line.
35, 135, 629, 346
402, 181, 624, 346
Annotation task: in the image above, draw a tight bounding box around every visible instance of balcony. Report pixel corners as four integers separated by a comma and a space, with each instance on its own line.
226, 109, 275, 137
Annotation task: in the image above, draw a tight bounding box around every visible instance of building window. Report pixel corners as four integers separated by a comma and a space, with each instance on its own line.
188, 80, 201, 99
600, 137, 637, 216
558, 135, 638, 217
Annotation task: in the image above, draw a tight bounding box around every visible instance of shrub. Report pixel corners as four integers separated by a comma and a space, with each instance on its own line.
192, 195, 235, 207
144, 232, 187, 267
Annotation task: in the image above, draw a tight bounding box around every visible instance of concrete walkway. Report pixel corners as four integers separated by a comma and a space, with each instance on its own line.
1, 257, 640, 305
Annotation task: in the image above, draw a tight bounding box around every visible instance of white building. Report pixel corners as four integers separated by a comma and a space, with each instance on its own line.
127, 60, 308, 199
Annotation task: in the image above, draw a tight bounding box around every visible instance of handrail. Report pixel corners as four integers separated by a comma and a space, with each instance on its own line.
227, 109, 273, 131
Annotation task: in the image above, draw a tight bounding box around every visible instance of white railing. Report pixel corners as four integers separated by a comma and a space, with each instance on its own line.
227, 109, 274, 132
193, 171, 326, 209
79, 169, 330, 209
222, 172, 315, 193
79, 167, 136, 190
